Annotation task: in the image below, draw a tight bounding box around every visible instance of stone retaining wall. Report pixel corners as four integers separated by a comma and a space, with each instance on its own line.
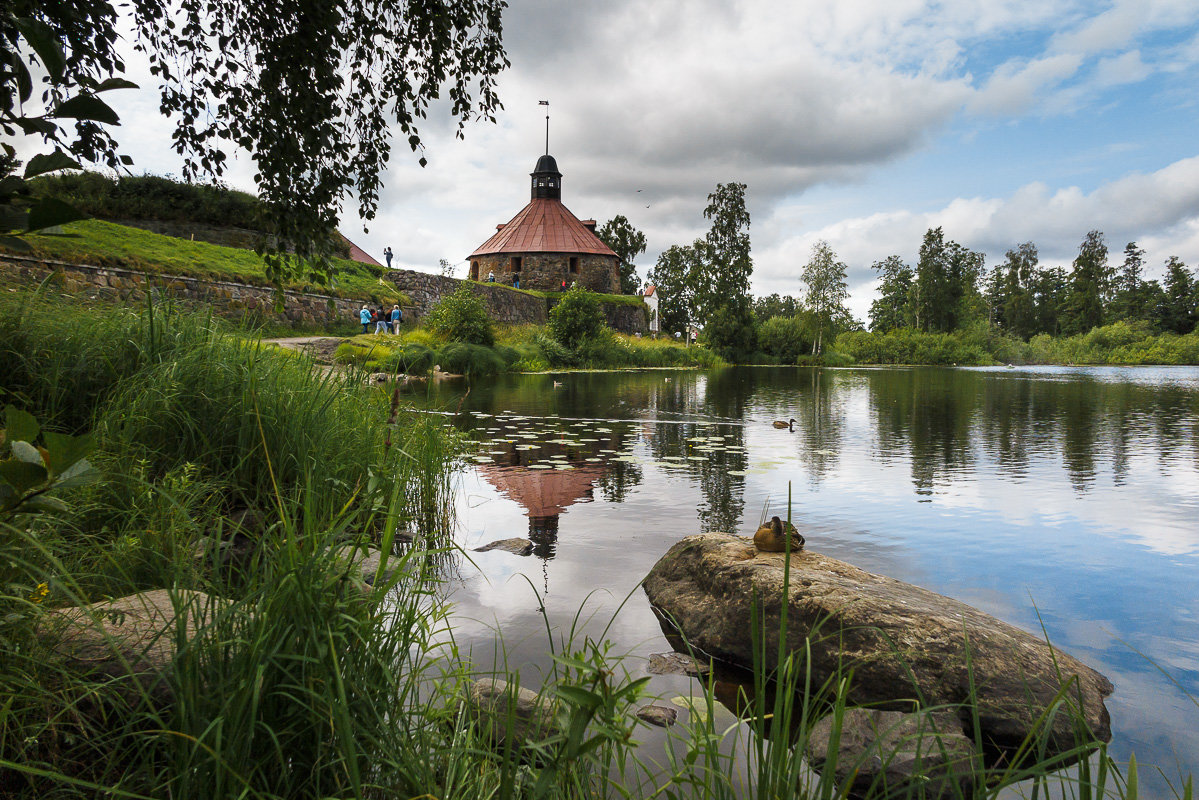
0, 254, 369, 328
385, 268, 547, 325
386, 267, 647, 334
0, 255, 650, 334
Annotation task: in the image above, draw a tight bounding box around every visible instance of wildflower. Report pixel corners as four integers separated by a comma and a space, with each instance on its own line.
29, 582, 49, 603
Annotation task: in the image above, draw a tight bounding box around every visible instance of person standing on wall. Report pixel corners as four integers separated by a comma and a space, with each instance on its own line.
359, 306, 371, 334
390, 304, 402, 334
384, 247, 393, 269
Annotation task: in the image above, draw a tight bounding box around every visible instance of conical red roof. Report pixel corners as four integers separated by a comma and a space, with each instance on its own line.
469, 198, 617, 258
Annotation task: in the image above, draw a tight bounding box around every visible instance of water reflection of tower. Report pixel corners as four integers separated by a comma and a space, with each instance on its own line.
475, 424, 628, 590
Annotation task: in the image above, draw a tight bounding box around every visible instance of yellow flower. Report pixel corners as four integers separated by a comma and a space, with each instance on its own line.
29, 582, 49, 603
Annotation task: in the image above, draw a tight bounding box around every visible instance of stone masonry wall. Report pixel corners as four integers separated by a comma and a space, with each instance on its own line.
387, 267, 647, 334
385, 268, 548, 325
0, 254, 368, 327
0, 255, 648, 335
468, 252, 619, 294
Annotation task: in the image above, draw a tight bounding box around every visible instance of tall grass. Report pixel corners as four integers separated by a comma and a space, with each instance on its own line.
334, 325, 723, 374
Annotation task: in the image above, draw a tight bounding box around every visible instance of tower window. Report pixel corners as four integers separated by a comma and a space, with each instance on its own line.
569, 257, 579, 274
511, 257, 522, 272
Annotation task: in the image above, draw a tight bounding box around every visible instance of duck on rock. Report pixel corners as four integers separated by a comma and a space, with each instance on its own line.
753, 516, 805, 553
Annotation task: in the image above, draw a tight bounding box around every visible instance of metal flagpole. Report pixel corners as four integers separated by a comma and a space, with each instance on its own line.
539, 100, 549, 154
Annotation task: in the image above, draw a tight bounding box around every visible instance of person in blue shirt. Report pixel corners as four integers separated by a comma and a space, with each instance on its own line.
359, 306, 371, 333
390, 304, 402, 333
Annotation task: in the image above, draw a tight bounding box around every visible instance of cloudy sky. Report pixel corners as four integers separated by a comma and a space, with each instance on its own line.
34, 0, 1199, 320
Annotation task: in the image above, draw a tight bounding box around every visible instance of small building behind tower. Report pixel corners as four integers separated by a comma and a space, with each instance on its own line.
467, 154, 621, 293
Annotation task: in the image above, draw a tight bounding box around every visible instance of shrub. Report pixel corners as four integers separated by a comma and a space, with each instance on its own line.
548, 284, 605, 348
379, 343, 435, 375
423, 284, 495, 346
434, 342, 506, 376
701, 304, 757, 363
757, 315, 813, 363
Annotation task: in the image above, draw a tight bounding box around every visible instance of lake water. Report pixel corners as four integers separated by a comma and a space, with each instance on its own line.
406, 365, 1199, 789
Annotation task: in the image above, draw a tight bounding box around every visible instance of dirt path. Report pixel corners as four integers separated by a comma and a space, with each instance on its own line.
264, 336, 344, 363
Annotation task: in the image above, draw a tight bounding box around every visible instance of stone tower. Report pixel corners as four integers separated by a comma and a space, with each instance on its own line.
467, 155, 621, 293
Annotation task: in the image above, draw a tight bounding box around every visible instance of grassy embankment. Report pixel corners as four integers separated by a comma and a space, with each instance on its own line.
837, 322, 1199, 366
2, 218, 406, 305
0, 291, 1188, 798
333, 325, 723, 375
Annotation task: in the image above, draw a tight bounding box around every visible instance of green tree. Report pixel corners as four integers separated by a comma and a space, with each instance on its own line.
700, 304, 757, 363
646, 243, 700, 335
549, 284, 605, 348
1110, 242, 1150, 323
1032, 266, 1069, 336
692, 182, 752, 321
912, 228, 983, 333
800, 240, 849, 356
3, 0, 507, 283
1001, 242, 1038, 339
869, 255, 912, 332
1157, 256, 1197, 334
983, 265, 1007, 328
1064, 230, 1110, 334
595, 215, 647, 295
757, 315, 812, 363
753, 293, 802, 320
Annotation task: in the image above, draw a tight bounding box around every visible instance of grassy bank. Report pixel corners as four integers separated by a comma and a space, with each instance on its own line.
836, 322, 1199, 366
2, 219, 405, 304
334, 324, 722, 375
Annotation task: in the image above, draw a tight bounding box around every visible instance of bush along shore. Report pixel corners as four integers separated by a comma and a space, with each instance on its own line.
337, 283, 723, 375
2, 291, 1190, 799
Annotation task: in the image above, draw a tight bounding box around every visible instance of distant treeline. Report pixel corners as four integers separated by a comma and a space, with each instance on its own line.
868, 228, 1198, 339
744, 227, 1199, 366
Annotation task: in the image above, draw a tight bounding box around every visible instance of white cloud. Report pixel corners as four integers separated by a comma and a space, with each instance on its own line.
969, 54, 1085, 115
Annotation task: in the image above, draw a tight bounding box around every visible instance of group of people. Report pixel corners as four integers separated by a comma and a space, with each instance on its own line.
360, 305, 403, 334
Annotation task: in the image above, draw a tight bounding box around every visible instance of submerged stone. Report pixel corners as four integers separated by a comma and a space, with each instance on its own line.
647, 652, 710, 677
474, 537, 535, 556
467, 678, 558, 747
807, 708, 981, 799
636, 704, 679, 728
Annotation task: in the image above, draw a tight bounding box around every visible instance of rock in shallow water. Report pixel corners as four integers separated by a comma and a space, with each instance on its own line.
807, 708, 981, 799
40, 589, 226, 705
647, 652, 710, 676
643, 533, 1113, 756
636, 704, 679, 728
467, 677, 558, 746
473, 537, 535, 556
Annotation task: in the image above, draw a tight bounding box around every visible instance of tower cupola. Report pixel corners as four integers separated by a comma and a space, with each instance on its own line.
531, 154, 562, 200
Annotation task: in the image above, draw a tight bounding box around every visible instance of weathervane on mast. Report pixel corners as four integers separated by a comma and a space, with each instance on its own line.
539, 100, 549, 155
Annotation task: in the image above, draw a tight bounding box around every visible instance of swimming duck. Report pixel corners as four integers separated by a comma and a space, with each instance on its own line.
772, 418, 797, 430
753, 516, 805, 553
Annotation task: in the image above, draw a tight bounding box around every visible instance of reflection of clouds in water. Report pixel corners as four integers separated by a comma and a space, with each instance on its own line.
430, 366, 1199, 790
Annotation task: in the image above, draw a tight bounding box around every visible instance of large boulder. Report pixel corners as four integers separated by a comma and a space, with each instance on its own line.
40, 589, 226, 705
643, 534, 1113, 755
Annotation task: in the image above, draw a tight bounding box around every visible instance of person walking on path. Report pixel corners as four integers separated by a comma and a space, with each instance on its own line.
359, 306, 371, 334
383, 247, 393, 269
390, 304, 402, 334
375, 306, 389, 334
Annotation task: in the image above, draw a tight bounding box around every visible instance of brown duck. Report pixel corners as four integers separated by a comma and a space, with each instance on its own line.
753, 516, 805, 553
772, 418, 796, 430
